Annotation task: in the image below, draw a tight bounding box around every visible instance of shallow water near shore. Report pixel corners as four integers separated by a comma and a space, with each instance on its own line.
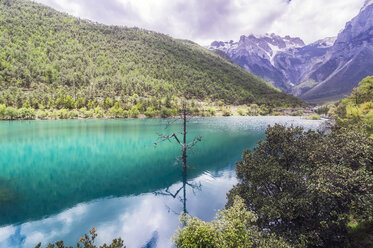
0, 117, 325, 248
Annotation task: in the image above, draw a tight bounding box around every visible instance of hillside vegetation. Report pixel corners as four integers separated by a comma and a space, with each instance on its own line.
0, 0, 302, 119
328, 76, 373, 137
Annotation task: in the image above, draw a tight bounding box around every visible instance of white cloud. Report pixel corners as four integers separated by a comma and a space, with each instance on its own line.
270, 0, 365, 43
31, 0, 368, 45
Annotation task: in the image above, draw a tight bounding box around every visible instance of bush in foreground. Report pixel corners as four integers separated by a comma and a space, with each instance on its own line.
227, 124, 373, 247
34, 228, 125, 248
173, 196, 289, 248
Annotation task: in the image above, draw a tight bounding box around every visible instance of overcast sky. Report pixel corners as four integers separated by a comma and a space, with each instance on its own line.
34, 0, 366, 45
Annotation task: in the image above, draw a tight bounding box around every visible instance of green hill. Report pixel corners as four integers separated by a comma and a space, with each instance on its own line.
0, 0, 302, 118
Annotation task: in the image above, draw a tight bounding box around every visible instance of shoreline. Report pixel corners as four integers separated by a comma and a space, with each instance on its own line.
0, 104, 321, 121
0, 114, 326, 122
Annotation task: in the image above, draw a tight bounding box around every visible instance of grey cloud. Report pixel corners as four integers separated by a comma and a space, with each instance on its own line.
75, 0, 140, 25
37, 0, 141, 26
35, 0, 289, 43
34, 0, 365, 45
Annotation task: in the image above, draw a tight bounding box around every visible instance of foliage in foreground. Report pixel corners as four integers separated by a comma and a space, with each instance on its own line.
34, 228, 125, 248
227, 124, 373, 247
173, 196, 289, 248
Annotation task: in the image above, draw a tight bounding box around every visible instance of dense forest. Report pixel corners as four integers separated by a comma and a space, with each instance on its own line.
0, 0, 303, 120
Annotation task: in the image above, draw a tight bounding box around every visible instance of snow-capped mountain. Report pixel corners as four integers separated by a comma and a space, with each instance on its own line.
300, 0, 373, 102
208, 0, 373, 103
208, 33, 305, 91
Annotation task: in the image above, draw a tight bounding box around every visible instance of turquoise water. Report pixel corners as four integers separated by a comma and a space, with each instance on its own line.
0, 117, 325, 248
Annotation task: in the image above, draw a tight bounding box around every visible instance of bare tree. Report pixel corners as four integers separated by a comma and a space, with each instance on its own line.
153, 101, 202, 214
153, 101, 202, 169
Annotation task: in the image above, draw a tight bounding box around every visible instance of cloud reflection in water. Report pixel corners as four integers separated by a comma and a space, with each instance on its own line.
0, 170, 237, 248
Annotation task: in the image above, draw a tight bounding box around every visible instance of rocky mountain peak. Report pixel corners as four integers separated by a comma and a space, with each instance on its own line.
236, 33, 304, 49
362, 0, 373, 12
207, 1, 373, 102
336, 1, 373, 45
207, 34, 306, 91
310, 37, 336, 48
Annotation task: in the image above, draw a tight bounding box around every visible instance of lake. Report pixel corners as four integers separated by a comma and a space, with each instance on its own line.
0, 117, 325, 248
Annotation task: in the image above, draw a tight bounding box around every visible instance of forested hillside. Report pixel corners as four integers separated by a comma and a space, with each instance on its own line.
0, 0, 302, 119
332, 76, 373, 137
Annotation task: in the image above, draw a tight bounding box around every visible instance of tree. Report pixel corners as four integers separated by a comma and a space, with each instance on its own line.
227, 124, 373, 247
153, 101, 202, 214
154, 102, 201, 169
5, 107, 18, 120
104, 97, 113, 109
173, 196, 290, 248
34, 228, 125, 248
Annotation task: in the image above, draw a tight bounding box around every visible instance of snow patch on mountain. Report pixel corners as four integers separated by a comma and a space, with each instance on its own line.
206, 1, 373, 101
311, 37, 336, 48
208, 33, 304, 67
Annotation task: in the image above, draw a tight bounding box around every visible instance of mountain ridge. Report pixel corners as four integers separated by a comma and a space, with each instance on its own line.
208, 1, 373, 103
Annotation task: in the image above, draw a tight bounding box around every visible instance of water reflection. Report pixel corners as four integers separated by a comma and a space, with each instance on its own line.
0, 170, 238, 248
0, 178, 18, 212
0, 119, 260, 226
155, 163, 202, 217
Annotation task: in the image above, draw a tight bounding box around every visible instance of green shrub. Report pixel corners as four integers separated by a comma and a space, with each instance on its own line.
104, 97, 113, 109
35, 228, 126, 248
5, 107, 18, 120
173, 196, 289, 248
207, 107, 216, 116
222, 108, 232, 116
109, 103, 125, 118
306, 114, 321, 120
50, 110, 59, 119
37, 110, 48, 119
316, 105, 330, 115
258, 106, 270, 115
144, 107, 158, 117
69, 109, 79, 118
291, 110, 304, 116
248, 104, 259, 116
94, 106, 104, 118
237, 108, 245, 116
217, 100, 224, 106
75, 96, 86, 109
122, 110, 129, 118
18, 108, 36, 119
0, 104, 6, 119
129, 106, 140, 118
272, 111, 280, 116
200, 109, 210, 117
84, 109, 94, 118
59, 109, 69, 119
190, 107, 199, 115
160, 107, 177, 118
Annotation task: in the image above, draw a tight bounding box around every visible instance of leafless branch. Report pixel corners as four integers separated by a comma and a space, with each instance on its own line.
186, 136, 202, 150
153, 133, 183, 147
164, 118, 179, 130
154, 185, 183, 198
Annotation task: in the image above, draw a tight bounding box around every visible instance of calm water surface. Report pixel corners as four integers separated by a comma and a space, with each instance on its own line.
0, 117, 325, 248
